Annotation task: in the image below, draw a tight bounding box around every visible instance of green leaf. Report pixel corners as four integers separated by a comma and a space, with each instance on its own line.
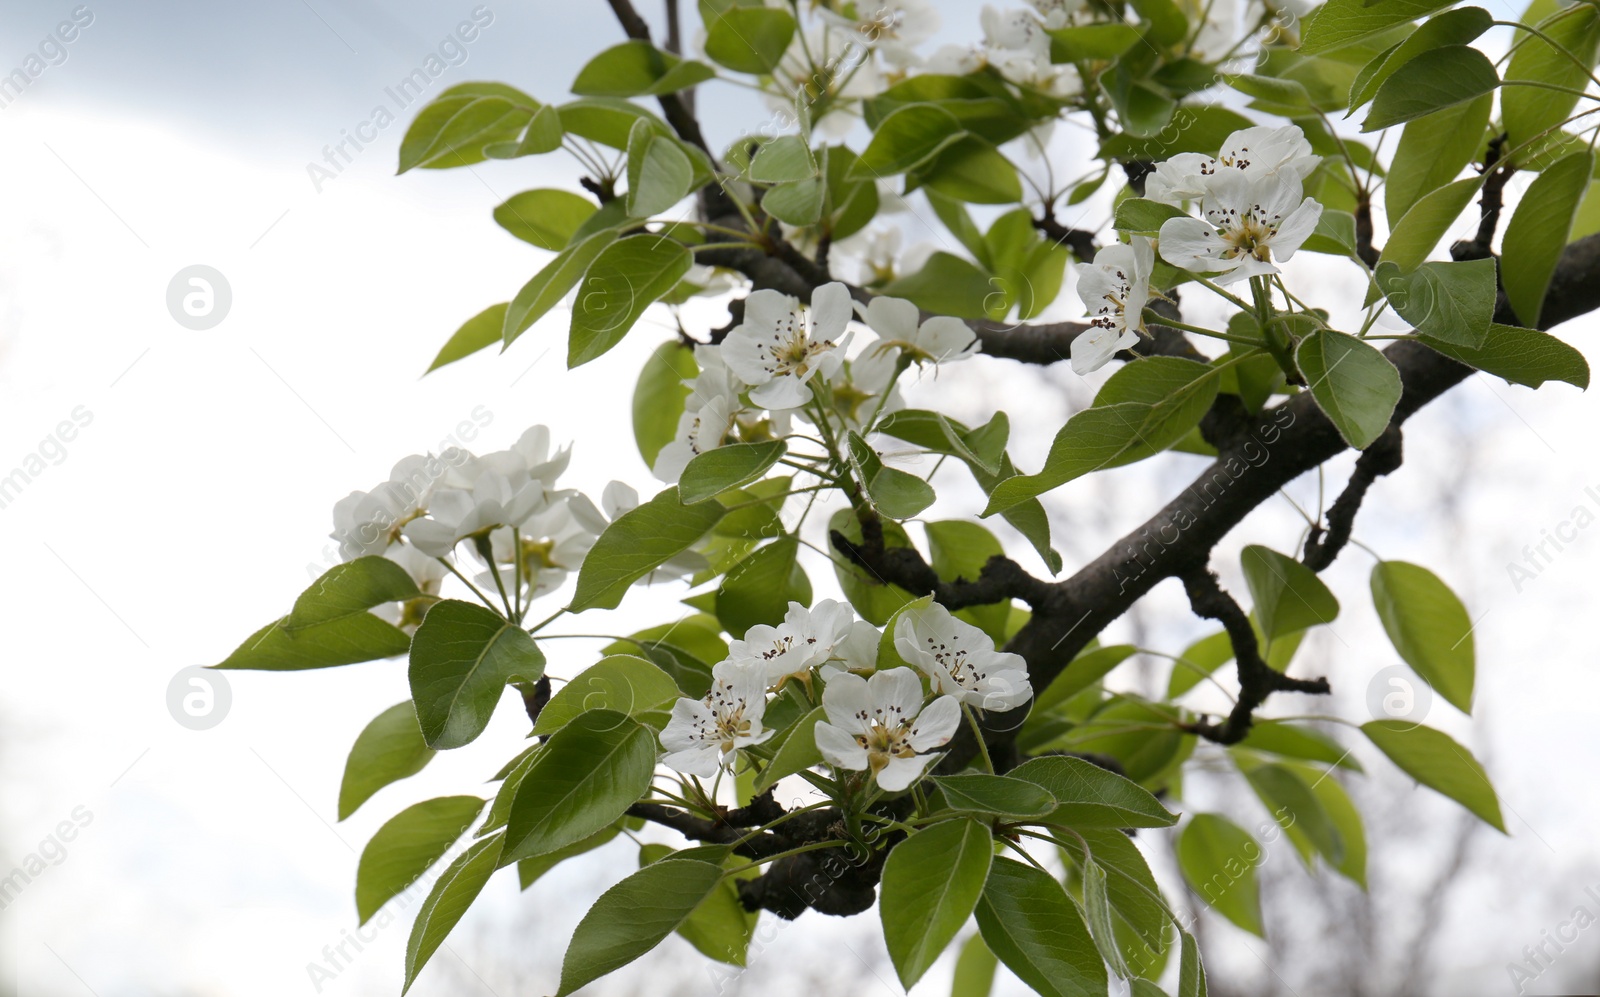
854, 103, 968, 177
1370, 561, 1476, 714
1504, 4, 1600, 155
1362, 45, 1499, 132
398, 86, 538, 172
716, 536, 812, 638
214, 613, 412, 671
877, 409, 1061, 574
403, 834, 503, 993
921, 136, 1023, 205
531, 655, 682, 736
1302, 0, 1458, 54
952, 932, 999, 997
493, 189, 596, 250
679, 441, 787, 505
1048, 23, 1142, 61
1417, 322, 1590, 389
429, 302, 509, 372
1175, 814, 1263, 936
985, 358, 1221, 515
1348, 7, 1493, 111
1166, 630, 1233, 698
847, 431, 936, 520
520, 104, 564, 155
702, 6, 795, 73
504, 229, 620, 348
933, 774, 1057, 819
408, 600, 544, 749
1502, 149, 1594, 327
339, 701, 434, 820
752, 705, 826, 791
574, 486, 725, 611
1240, 545, 1340, 641
1300, 209, 1358, 257
1178, 930, 1208, 997
1010, 755, 1178, 829
568, 233, 694, 366
357, 796, 484, 924
1068, 830, 1174, 977
879, 251, 996, 320
518, 825, 622, 890
1374, 258, 1495, 348
1237, 721, 1362, 772
1378, 176, 1483, 273
1295, 330, 1401, 450
1100, 106, 1254, 162
1034, 645, 1137, 713
1131, 0, 1188, 44
572, 40, 713, 97
633, 341, 697, 467
882, 818, 995, 988
286, 557, 421, 630
822, 145, 880, 239
975, 857, 1108, 997
558, 97, 657, 149
748, 134, 817, 183
1228, 73, 1313, 113
1114, 198, 1190, 236
1388, 96, 1497, 228
1082, 858, 1131, 979
1291, 765, 1368, 887
762, 178, 824, 226
1241, 763, 1343, 866
505, 711, 659, 860
557, 855, 725, 995
638, 845, 755, 966
626, 120, 696, 218
1360, 720, 1505, 830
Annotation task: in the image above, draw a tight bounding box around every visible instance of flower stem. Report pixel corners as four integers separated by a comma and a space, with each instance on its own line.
964, 703, 995, 774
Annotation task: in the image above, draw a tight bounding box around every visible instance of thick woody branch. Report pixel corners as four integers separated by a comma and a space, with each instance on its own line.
1035, 213, 1099, 262
830, 517, 1056, 611
1178, 568, 1330, 744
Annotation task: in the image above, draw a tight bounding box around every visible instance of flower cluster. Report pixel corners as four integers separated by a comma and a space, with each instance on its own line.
654, 281, 976, 483
658, 601, 1031, 791
1071, 124, 1324, 373
924, 4, 1083, 95
330, 426, 649, 628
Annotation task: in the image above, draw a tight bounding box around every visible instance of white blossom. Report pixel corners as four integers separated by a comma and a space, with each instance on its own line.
894, 602, 1032, 710
330, 453, 453, 558
660, 660, 775, 777
400, 467, 550, 557
1157, 169, 1323, 285
857, 295, 979, 367
721, 282, 853, 410
1146, 125, 1320, 206
1072, 237, 1155, 375
728, 599, 869, 689
817, 0, 940, 67
814, 668, 960, 790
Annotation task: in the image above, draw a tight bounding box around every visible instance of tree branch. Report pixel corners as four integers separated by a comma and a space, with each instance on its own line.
1178, 567, 1330, 744
830, 516, 1057, 611
1302, 426, 1403, 571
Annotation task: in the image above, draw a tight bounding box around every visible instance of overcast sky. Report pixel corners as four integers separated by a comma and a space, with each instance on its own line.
1, 2, 1598, 996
